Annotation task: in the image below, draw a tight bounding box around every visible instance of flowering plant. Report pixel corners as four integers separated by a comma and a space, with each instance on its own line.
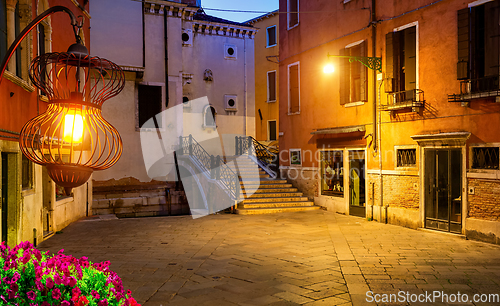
0, 241, 140, 306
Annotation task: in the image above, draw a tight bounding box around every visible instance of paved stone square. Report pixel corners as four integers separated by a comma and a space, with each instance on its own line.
38, 211, 500, 305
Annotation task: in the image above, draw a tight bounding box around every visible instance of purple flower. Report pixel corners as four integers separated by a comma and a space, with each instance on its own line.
27, 290, 37, 300
52, 288, 61, 300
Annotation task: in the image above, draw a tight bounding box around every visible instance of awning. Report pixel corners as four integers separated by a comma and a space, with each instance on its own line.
311, 125, 366, 135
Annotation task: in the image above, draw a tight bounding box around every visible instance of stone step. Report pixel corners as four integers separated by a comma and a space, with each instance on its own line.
241, 184, 293, 190
240, 179, 287, 185
244, 192, 304, 199
239, 201, 315, 209
235, 205, 320, 215
242, 196, 309, 204
238, 174, 270, 179
244, 188, 298, 193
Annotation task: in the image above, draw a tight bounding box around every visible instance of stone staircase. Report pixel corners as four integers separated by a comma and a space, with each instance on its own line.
227, 156, 319, 214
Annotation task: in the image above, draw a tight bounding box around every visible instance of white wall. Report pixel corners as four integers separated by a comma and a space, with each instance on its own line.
90, 0, 143, 67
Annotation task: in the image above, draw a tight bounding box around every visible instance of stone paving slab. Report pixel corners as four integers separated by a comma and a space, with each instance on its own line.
38, 211, 500, 306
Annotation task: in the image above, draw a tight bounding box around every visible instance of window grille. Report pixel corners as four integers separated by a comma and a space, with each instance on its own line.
472, 147, 499, 170
397, 148, 416, 167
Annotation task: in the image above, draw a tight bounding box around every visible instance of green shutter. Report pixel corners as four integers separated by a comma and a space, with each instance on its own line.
360, 40, 367, 101
457, 8, 470, 80
339, 48, 349, 105
404, 26, 417, 91
385, 32, 395, 92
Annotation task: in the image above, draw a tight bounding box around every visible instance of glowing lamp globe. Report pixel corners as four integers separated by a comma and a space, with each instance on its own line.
19, 43, 125, 195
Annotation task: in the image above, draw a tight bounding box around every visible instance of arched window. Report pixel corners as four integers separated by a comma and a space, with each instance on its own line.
203, 105, 216, 128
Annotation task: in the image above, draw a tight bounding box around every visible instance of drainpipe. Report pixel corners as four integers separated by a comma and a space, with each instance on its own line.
371, 0, 377, 153
164, 8, 170, 107
244, 35, 247, 136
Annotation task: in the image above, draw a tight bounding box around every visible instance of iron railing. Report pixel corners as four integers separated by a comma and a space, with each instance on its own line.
382, 89, 424, 111
448, 75, 500, 103
178, 135, 240, 200
235, 136, 279, 175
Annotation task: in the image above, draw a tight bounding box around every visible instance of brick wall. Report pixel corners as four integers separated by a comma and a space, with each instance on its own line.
367, 173, 419, 210
468, 178, 500, 221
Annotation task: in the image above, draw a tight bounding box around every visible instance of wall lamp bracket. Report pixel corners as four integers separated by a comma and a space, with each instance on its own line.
326, 53, 382, 73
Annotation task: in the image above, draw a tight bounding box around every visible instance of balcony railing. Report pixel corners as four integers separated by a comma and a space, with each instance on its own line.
381, 89, 424, 112
448, 75, 500, 103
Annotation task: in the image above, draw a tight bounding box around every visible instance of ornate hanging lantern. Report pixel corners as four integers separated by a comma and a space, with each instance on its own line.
19, 42, 125, 195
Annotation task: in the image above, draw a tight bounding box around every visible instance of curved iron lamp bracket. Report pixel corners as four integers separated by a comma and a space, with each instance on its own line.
327, 53, 382, 73
0, 5, 79, 83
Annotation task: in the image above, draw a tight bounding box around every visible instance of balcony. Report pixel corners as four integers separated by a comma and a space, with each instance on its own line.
381, 89, 424, 112
448, 75, 500, 105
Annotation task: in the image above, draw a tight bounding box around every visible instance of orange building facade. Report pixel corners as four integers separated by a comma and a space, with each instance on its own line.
248, 10, 279, 144
279, 0, 500, 243
0, 0, 91, 246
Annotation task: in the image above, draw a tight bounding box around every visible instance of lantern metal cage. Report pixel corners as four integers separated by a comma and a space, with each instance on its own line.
19, 43, 125, 195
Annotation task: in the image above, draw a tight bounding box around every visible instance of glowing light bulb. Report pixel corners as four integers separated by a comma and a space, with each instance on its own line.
323, 64, 335, 74
63, 112, 84, 143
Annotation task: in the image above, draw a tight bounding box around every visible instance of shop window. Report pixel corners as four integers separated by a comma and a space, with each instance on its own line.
321, 151, 344, 197
472, 147, 499, 170
267, 25, 277, 47
339, 40, 367, 105
396, 148, 416, 167
138, 84, 162, 128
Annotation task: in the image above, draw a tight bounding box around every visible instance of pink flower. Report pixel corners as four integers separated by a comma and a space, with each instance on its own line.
52, 288, 61, 300
27, 290, 37, 300
61, 301, 71, 306
91, 290, 100, 300
98, 299, 109, 306
46, 277, 54, 289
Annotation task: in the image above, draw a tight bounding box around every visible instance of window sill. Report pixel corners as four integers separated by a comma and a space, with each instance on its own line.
467, 170, 500, 179
266, 44, 277, 48
137, 127, 166, 133
287, 111, 300, 115
287, 23, 299, 31
22, 188, 35, 197
56, 196, 74, 206
267, 100, 277, 103
4, 71, 35, 92
344, 101, 365, 108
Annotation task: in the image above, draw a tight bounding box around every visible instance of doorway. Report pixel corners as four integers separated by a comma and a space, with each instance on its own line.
424, 149, 462, 233
349, 150, 366, 217
1, 152, 17, 245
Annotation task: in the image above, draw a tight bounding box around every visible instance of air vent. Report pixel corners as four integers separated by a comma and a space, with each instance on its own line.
182, 29, 193, 46
225, 95, 237, 111
224, 44, 237, 59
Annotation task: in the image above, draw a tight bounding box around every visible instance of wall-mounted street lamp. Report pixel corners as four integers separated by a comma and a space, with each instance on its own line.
324, 53, 382, 73
0, 6, 125, 195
